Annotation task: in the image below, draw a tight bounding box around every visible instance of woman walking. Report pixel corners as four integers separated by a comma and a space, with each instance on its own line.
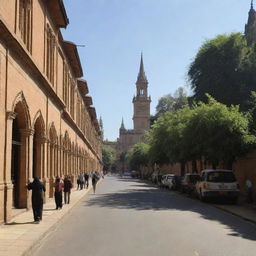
54, 177, 63, 209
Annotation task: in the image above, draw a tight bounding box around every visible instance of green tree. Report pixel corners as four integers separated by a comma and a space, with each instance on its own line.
188, 33, 256, 111
155, 87, 188, 117
102, 145, 117, 171
148, 106, 192, 165
183, 96, 255, 168
148, 95, 255, 169
246, 91, 256, 133
127, 142, 150, 170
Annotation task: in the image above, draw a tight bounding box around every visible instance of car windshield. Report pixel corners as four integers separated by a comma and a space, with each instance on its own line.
207, 171, 236, 183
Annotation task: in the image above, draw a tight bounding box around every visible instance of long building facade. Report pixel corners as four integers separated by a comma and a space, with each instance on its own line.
0, 0, 102, 223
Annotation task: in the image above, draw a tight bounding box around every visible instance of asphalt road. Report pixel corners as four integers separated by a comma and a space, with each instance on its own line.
32, 176, 256, 256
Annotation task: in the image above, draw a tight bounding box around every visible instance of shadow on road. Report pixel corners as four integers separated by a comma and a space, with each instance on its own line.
85, 178, 256, 241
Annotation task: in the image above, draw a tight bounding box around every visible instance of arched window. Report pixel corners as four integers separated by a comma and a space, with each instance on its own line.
19, 0, 32, 51
46, 25, 55, 84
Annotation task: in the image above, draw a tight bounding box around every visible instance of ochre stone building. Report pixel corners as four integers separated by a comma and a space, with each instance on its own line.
117, 55, 151, 153
0, 0, 102, 223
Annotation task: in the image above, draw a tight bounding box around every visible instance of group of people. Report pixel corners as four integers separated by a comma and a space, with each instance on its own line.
77, 172, 100, 194
54, 175, 73, 210
27, 172, 100, 223
77, 173, 90, 190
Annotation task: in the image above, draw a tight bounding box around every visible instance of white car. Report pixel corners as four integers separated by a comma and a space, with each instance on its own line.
196, 169, 239, 204
161, 174, 175, 189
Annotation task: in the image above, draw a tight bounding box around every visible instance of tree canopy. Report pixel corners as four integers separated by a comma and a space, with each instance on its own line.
188, 33, 256, 111
155, 87, 188, 117
147, 96, 255, 168
183, 96, 255, 168
126, 142, 150, 170
102, 145, 117, 171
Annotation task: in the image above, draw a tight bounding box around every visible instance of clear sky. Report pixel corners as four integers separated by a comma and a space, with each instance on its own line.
62, 0, 252, 141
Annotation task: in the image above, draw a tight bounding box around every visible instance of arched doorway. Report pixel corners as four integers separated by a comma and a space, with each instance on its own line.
33, 115, 45, 179
11, 101, 30, 208
11, 118, 21, 208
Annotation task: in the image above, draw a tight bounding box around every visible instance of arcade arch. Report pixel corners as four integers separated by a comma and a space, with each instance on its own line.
11, 94, 31, 209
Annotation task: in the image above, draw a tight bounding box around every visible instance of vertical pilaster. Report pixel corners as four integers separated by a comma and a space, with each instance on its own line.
3, 111, 16, 222
20, 128, 34, 210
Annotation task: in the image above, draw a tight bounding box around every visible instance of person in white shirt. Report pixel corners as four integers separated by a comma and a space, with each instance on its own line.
245, 179, 253, 203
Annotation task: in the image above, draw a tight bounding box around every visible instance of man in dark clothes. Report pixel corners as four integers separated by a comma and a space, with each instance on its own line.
54, 177, 63, 209
63, 175, 72, 204
84, 173, 89, 189
92, 173, 99, 194
27, 177, 46, 223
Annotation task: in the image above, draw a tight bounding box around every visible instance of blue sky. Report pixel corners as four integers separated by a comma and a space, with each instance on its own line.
62, 0, 252, 141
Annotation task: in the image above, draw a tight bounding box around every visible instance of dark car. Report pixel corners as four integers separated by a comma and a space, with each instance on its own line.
181, 173, 201, 194
171, 175, 183, 191
131, 170, 139, 178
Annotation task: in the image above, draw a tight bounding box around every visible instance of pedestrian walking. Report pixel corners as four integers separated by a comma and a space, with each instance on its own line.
92, 173, 99, 194
54, 177, 64, 209
77, 176, 81, 190
64, 175, 73, 204
84, 173, 89, 189
27, 177, 46, 223
79, 173, 85, 190
245, 178, 253, 203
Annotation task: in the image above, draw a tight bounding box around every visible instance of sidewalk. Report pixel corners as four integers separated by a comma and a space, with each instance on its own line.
212, 199, 256, 225
0, 183, 96, 256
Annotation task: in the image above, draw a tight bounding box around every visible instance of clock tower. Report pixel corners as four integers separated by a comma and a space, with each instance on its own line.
133, 54, 151, 131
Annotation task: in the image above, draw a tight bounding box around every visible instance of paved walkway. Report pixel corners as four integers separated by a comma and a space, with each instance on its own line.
0, 182, 97, 256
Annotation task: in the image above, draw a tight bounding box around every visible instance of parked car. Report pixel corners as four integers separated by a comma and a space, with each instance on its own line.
171, 175, 183, 191
131, 170, 139, 178
181, 173, 201, 194
156, 175, 163, 186
161, 174, 175, 189
122, 172, 131, 178
196, 169, 239, 204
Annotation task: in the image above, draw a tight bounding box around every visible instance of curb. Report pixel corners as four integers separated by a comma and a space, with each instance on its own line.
23, 179, 103, 256
211, 204, 256, 226
146, 180, 256, 226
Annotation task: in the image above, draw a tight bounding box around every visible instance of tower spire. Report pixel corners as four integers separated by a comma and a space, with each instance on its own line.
120, 117, 125, 129
137, 52, 148, 83
245, 0, 256, 45
139, 52, 144, 75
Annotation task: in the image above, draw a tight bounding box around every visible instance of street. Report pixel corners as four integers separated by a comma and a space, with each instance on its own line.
32, 176, 256, 256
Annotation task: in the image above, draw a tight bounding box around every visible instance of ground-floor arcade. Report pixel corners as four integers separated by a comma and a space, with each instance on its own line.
0, 91, 102, 223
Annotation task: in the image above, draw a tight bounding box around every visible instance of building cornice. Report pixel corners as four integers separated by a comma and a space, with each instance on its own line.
77, 79, 89, 95
62, 41, 83, 78
44, 0, 69, 28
